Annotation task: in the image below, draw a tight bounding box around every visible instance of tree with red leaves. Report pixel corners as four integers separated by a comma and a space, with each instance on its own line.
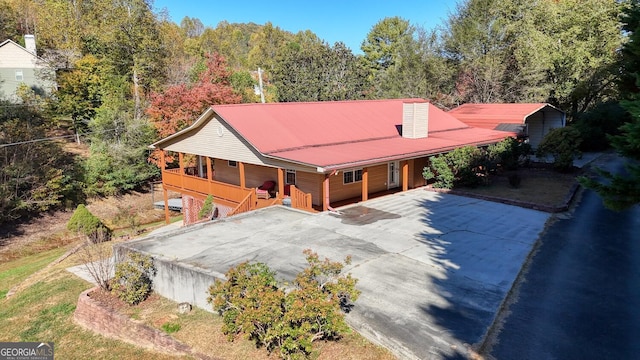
147, 53, 241, 139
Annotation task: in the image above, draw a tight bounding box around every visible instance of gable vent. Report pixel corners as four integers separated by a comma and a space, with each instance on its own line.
402, 102, 429, 139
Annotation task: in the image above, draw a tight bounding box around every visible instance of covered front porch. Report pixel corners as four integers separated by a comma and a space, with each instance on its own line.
158, 151, 314, 224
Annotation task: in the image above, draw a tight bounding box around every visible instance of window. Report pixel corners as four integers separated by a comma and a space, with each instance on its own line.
228, 160, 237, 167
354, 169, 363, 182
343, 169, 363, 184
15, 70, 23, 81
286, 169, 296, 185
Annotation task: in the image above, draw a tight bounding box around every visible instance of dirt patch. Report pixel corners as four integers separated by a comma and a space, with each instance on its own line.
455, 166, 580, 209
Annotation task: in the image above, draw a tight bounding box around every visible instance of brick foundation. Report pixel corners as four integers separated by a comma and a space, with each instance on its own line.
74, 287, 216, 360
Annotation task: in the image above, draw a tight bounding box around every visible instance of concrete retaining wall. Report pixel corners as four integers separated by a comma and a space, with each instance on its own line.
113, 243, 223, 312
74, 287, 214, 359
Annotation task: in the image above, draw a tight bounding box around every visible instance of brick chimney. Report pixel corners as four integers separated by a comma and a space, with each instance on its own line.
24, 34, 36, 55
402, 102, 429, 139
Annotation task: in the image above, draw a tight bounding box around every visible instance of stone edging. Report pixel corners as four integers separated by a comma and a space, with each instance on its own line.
74, 287, 217, 360
425, 181, 580, 213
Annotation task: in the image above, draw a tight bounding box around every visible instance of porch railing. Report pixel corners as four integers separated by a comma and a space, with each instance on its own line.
162, 169, 251, 205
227, 189, 257, 217
289, 185, 313, 211
162, 168, 314, 217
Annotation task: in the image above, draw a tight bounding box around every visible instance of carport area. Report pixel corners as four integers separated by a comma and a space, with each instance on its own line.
115, 188, 550, 359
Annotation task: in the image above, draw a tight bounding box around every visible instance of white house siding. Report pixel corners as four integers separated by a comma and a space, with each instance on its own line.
0, 41, 55, 99
161, 114, 265, 165
0, 42, 38, 67
526, 108, 564, 149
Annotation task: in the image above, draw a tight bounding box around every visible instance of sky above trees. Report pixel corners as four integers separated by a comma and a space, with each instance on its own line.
152, 0, 457, 54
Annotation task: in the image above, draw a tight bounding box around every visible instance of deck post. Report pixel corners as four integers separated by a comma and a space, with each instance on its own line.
163, 187, 170, 224
277, 168, 285, 198
239, 162, 246, 189
362, 167, 369, 201
402, 161, 409, 191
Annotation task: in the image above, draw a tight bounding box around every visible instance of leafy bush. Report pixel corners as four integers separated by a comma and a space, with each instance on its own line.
208, 249, 360, 359
536, 127, 582, 171
423, 146, 484, 188
112, 252, 156, 305
198, 195, 215, 219
67, 204, 112, 243
422, 155, 454, 189
486, 137, 532, 171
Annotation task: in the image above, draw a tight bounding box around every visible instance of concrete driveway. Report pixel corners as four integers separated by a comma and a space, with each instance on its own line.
120, 188, 550, 359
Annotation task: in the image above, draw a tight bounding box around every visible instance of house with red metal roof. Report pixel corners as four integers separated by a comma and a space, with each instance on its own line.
448, 103, 565, 149
151, 99, 513, 224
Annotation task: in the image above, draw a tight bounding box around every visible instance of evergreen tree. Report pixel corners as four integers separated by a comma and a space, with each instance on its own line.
579, 0, 640, 210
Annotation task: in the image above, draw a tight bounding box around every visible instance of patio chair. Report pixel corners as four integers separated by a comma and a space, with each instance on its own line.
256, 180, 276, 199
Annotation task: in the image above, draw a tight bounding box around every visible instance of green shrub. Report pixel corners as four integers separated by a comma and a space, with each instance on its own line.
198, 195, 215, 219
112, 252, 156, 305
208, 249, 360, 359
423, 155, 454, 189
536, 127, 582, 171
66, 204, 111, 243
487, 137, 532, 171
423, 146, 485, 189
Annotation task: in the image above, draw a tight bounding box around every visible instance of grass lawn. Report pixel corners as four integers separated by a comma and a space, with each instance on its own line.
0, 249, 180, 359
1, 244, 394, 359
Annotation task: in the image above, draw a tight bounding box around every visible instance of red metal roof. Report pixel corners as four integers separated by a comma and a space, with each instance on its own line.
448, 103, 562, 129
210, 99, 513, 170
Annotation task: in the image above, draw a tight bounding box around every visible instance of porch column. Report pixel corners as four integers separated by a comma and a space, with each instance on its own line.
277, 168, 285, 198
160, 151, 170, 224
402, 161, 409, 191
323, 174, 330, 211
239, 161, 246, 189
178, 152, 184, 189
206, 157, 213, 195
361, 167, 369, 202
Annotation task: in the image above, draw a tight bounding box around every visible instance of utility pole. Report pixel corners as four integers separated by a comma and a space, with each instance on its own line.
257, 67, 265, 103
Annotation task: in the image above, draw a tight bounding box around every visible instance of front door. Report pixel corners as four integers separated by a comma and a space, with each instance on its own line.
388, 161, 400, 189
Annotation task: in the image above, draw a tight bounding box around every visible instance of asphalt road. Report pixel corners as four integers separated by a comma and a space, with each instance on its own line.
487, 155, 640, 360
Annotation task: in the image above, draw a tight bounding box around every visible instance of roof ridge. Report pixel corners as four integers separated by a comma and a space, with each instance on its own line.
265, 125, 472, 154
265, 135, 400, 154
214, 98, 428, 108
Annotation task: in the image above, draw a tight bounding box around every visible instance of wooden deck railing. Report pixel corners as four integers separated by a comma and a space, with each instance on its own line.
162, 169, 314, 217
227, 189, 257, 217
162, 169, 251, 204
289, 185, 313, 211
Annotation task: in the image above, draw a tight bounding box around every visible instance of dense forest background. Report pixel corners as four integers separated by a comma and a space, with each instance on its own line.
0, 0, 638, 224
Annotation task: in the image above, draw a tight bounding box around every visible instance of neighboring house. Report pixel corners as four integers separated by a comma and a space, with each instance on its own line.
0, 35, 56, 101
448, 103, 565, 149
151, 99, 513, 224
